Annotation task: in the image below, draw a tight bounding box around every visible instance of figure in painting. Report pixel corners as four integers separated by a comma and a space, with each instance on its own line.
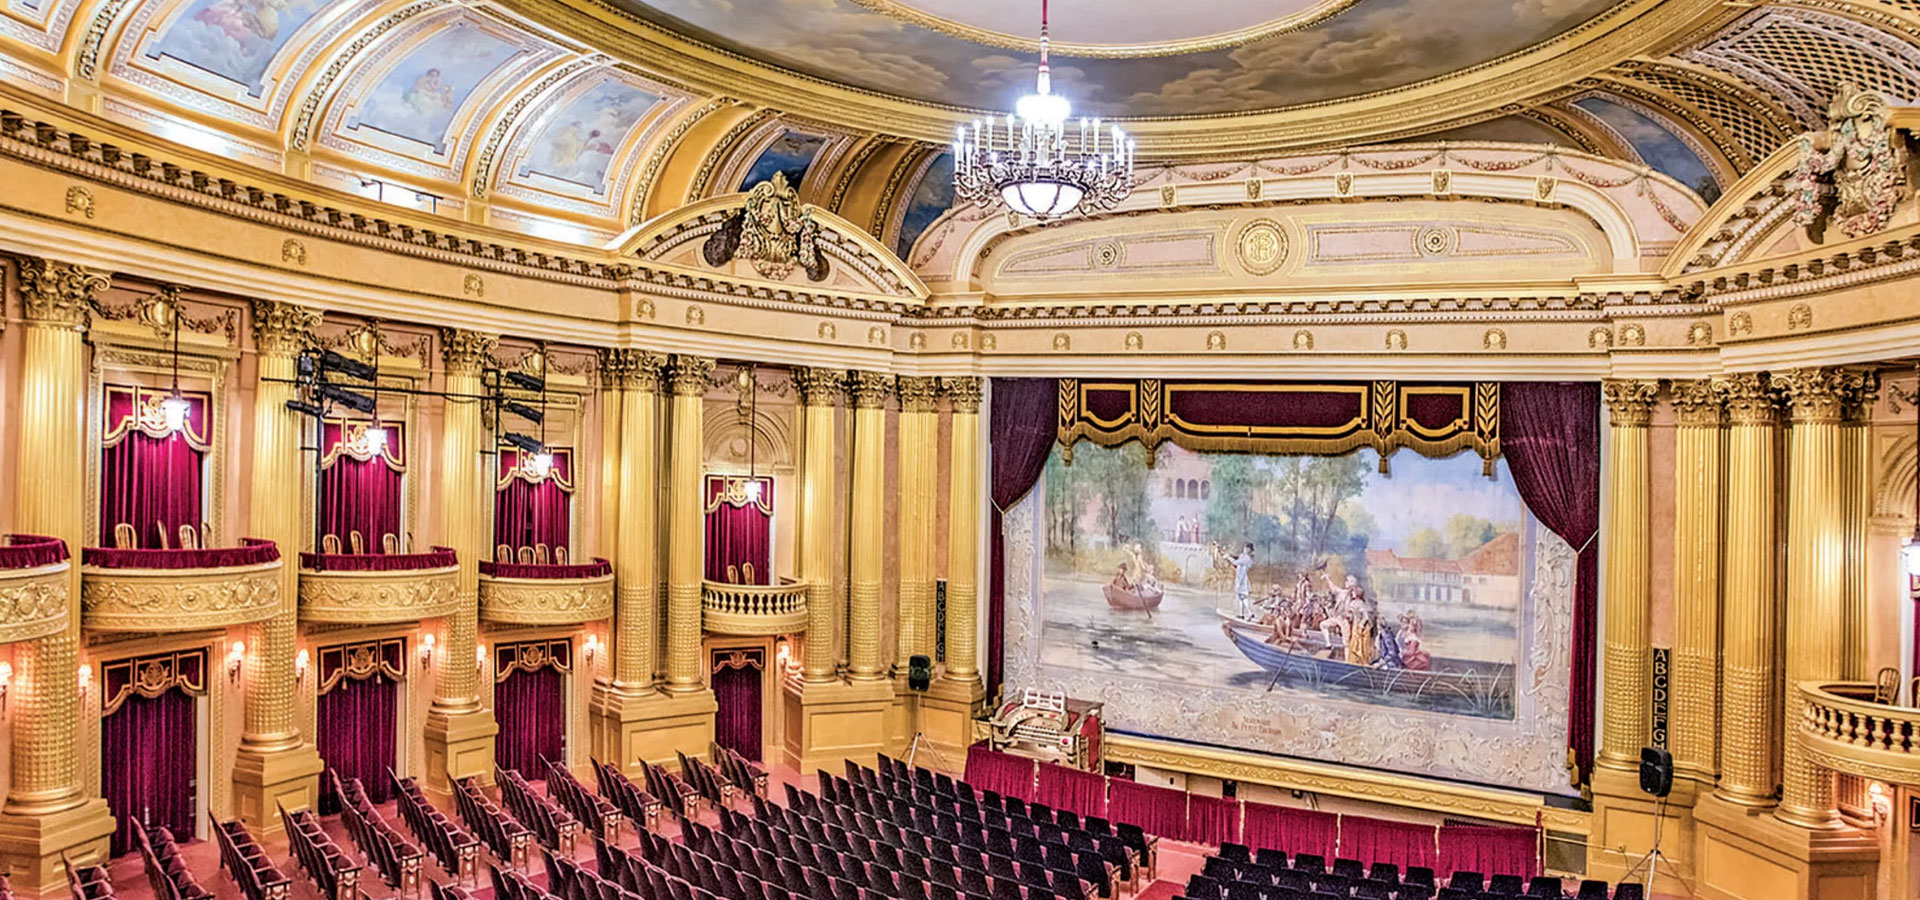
400, 68, 456, 120
1232, 543, 1255, 618
192, 0, 294, 42
1397, 609, 1431, 670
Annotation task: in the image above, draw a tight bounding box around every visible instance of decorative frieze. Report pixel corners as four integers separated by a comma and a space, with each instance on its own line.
299, 567, 460, 623
81, 560, 281, 632
0, 563, 69, 645
479, 572, 614, 625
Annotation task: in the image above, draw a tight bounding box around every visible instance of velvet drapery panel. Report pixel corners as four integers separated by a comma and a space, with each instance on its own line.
102, 688, 196, 856
1242, 803, 1338, 860
1437, 824, 1539, 880
986, 379, 1058, 694
704, 476, 772, 583
316, 674, 398, 814
494, 664, 565, 777
100, 431, 204, 549
712, 652, 764, 762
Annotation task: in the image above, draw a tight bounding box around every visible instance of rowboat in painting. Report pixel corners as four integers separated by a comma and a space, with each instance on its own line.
1103, 581, 1164, 611
1218, 620, 1514, 710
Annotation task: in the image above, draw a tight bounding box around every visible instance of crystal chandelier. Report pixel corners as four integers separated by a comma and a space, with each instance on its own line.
952, 0, 1134, 221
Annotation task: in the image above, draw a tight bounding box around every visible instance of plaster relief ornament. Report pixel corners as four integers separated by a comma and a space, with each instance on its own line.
702, 172, 830, 282
1792, 83, 1910, 240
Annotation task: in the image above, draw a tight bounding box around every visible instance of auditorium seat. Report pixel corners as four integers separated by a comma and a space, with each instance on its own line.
1293, 854, 1326, 874
1332, 858, 1365, 880
1526, 877, 1563, 897
1367, 863, 1398, 885
1575, 880, 1608, 900
1449, 872, 1485, 893
1406, 867, 1438, 889
1489, 874, 1525, 895
1256, 849, 1288, 869
1612, 885, 1643, 900
1221, 843, 1252, 863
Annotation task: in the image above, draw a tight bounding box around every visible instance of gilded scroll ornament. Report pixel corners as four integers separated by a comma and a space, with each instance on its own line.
298, 568, 459, 623
1483, 328, 1507, 350
701, 173, 829, 282
1791, 83, 1910, 240
18, 256, 110, 327
65, 185, 94, 219
1601, 379, 1659, 426
818, 321, 837, 340
1207, 331, 1227, 351
0, 567, 69, 645
80, 565, 280, 632
940, 376, 983, 413
478, 573, 614, 625
1787, 303, 1814, 330
1292, 330, 1314, 350
1052, 333, 1071, 351
1125, 331, 1144, 351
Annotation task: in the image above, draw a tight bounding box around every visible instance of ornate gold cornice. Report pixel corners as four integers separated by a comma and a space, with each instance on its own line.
249, 300, 320, 356
667, 354, 715, 396
791, 367, 845, 407
1669, 378, 1725, 427
1775, 366, 1870, 424
599, 348, 664, 392
441, 329, 501, 376
895, 375, 939, 413
1712, 372, 1781, 426
1602, 378, 1660, 426
17, 256, 108, 328
848, 370, 894, 409
941, 376, 983, 413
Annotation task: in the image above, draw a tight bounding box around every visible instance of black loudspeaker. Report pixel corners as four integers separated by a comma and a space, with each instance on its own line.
1639, 747, 1673, 798
908, 655, 933, 691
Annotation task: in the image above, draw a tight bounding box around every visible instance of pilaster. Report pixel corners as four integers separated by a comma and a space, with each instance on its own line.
921, 377, 985, 764
1669, 379, 1724, 787
792, 368, 843, 683
1713, 373, 1782, 808
664, 355, 714, 694
846, 371, 891, 681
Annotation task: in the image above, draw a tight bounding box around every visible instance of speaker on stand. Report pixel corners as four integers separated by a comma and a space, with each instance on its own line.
1622, 747, 1692, 896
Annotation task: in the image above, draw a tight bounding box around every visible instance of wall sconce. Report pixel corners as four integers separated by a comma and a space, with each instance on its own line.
295, 649, 310, 685
227, 641, 246, 683
1870, 781, 1893, 824
475, 645, 487, 670
0, 661, 13, 712
584, 634, 599, 662
776, 641, 791, 670
77, 664, 92, 696
420, 633, 436, 667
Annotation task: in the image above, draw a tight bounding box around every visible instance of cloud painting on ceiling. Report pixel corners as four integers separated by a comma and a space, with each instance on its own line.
896, 152, 955, 258
739, 131, 828, 190
1572, 96, 1721, 203
347, 22, 522, 152
147, 0, 328, 93
622, 0, 1621, 116
518, 76, 663, 193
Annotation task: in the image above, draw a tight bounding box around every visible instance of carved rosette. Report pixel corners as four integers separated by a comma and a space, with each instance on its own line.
792, 367, 846, 407
0, 562, 71, 644
250, 300, 320, 356
1713, 372, 1782, 426
441, 329, 500, 376
298, 567, 460, 623
18, 257, 109, 329
599, 348, 664, 393
1669, 379, 1725, 428
667, 354, 715, 397
478, 572, 614, 625
1775, 366, 1870, 424
1601, 379, 1659, 427
80, 561, 281, 632
849, 371, 894, 410
896, 376, 939, 414
942, 376, 983, 413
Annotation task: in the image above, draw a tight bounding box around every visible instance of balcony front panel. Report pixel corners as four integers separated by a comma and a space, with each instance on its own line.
299, 566, 461, 624
1798, 681, 1920, 785
80, 540, 283, 633
702, 580, 808, 636
478, 571, 614, 625
0, 562, 70, 644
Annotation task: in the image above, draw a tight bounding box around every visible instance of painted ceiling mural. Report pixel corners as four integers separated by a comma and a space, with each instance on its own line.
346, 21, 525, 152
895, 151, 955, 259
1572, 95, 1723, 203
618, 0, 1624, 116
146, 0, 328, 94
739, 130, 829, 191
516, 74, 665, 194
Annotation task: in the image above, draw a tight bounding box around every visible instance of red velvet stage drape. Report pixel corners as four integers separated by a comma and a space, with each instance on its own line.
1501, 382, 1601, 785
987, 379, 1057, 694
704, 475, 772, 583
1339, 816, 1438, 873
1107, 779, 1187, 840
712, 650, 764, 763
1438, 824, 1539, 880
496, 449, 573, 558
316, 674, 398, 813
319, 421, 405, 551
1035, 762, 1107, 818
1242, 803, 1337, 860
964, 744, 1037, 802
100, 387, 208, 549
102, 687, 196, 856
495, 659, 565, 777
1185, 794, 1241, 846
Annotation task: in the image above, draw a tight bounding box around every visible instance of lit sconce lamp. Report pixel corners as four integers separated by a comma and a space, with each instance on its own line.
1869, 781, 1892, 823
295, 648, 310, 685
161, 394, 191, 434
227, 641, 246, 683
742, 478, 763, 503
776, 640, 791, 671
475, 645, 488, 670
584, 634, 599, 662
77, 664, 92, 696
420, 633, 437, 667
0, 660, 13, 712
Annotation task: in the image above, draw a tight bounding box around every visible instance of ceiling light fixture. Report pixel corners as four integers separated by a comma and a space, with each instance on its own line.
952, 0, 1133, 222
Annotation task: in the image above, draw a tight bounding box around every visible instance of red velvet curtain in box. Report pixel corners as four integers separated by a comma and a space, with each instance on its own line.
712, 649, 764, 763
704, 475, 772, 584
494, 642, 567, 777
1035, 762, 1108, 818
99, 386, 208, 549
1339, 816, 1438, 873
102, 686, 197, 856
1437, 824, 1539, 880
319, 420, 405, 552
1185, 794, 1241, 846
495, 449, 573, 558
1107, 779, 1187, 840
1242, 803, 1338, 860
964, 744, 1037, 802
316, 674, 398, 813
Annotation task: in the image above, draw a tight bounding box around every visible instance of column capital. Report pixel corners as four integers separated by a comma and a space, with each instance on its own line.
1668, 378, 1725, 427
666, 354, 715, 396
849, 370, 894, 409
1775, 366, 1870, 424
941, 376, 983, 413
791, 367, 845, 407
17, 257, 109, 329
1601, 379, 1659, 427
897, 376, 940, 413
249, 300, 320, 356
440, 329, 499, 376
1844, 370, 1880, 425
1712, 372, 1782, 425
599, 348, 663, 392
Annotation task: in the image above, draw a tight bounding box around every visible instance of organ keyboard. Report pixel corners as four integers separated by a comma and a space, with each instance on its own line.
987, 688, 1104, 770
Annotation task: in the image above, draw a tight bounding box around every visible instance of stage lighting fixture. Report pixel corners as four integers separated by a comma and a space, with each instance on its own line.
502, 432, 546, 455
285, 399, 324, 417
501, 400, 544, 424
317, 382, 377, 414
296, 353, 316, 379
319, 349, 377, 382
502, 370, 545, 392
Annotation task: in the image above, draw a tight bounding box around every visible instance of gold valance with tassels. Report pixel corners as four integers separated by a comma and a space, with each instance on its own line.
493, 638, 571, 682
317, 638, 406, 694
101, 648, 207, 716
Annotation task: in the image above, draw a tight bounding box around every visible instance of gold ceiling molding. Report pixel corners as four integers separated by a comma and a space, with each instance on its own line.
686, 108, 779, 203
838, 0, 1366, 58
629, 97, 732, 226
287, 0, 453, 152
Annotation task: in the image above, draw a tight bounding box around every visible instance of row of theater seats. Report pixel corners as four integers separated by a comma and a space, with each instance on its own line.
499, 766, 583, 858
714, 744, 770, 800
1190, 844, 1644, 900
395, 773, 483, 886
456, 775, 536, 873
333, 770, 426, 897
548, 757, 630, 841
592, 760, 665, 833
281, 804, 362, 900
677, 750, 739, 809
135, 824, 213, 900
210, 815, 292, 900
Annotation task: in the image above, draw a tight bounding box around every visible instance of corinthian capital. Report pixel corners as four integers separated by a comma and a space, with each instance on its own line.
896, 376, 940, 413
17, 257, 109, 329
1668, 379, 1725, 428
849, 371, 894, 410
791, 367, 845, 407
1601, 379, 1660, 427
598, 348, 663, 392
1712, 372, 1781, 426
1774, 366, 1869, 424
250, 300, 320, 356
941, 376, 983, 413
667, 354, 715, 396
441, 329, 500, 376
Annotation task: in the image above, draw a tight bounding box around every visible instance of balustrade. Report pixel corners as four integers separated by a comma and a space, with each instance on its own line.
1796, 681, 1920, 785
701, 579, 808, 635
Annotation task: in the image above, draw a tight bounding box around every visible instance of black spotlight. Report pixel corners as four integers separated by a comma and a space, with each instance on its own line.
318, 349, 376, 382
316, 382, 376, 414
908, 655, 932, 692
501, 400, 544, 424
502, 432, 546, 455
284, 399, 323, 417
502, 370, 546, 393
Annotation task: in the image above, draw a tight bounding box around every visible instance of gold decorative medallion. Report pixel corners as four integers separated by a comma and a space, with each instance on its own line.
980, 333, 998, 351
636, 298, 656, 319
1292, 329, 1314, 350
1417, 226, 1453, 256
1588, 326, 1614, 349
1235, 219, 1288, 276
1160, 185, 1176, 207
462, 274, 485, 297
1686, 321, 1713, 345
1246, 179, 1263, 201
1206, 331, 1227, 351
909, 332, 927, 350
281, 238, 307, 266
1729, 311, 1753, 335
868, 326, 887, 345
951, 332, 970, 349
1535, 176, 1557, 201
1335, 172, 1353, 196
1007, 211, 1022, 230
1432, 170, 1452, 194
686, 305, 706, 325
1052, 333, 1071, 351
1385, 329, 1408, 350
1094, 240, 1122, 269
818, 321, 837, 340
1483, 328, 1508, 350
1125, 331, 1144, 351
66, 185, 95, 219
1787, 303, 1814, 330
1619, 322, 1646, 346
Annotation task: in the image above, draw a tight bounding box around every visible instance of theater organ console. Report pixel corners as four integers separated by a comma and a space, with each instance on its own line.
987, 688, 1104, 771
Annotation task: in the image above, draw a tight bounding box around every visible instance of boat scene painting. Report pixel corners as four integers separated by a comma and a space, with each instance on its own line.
1036, 441, 1531, 721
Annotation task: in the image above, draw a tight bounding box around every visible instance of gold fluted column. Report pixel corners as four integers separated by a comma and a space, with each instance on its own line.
231, 301, 324, 830
1712, 373, 1782, 807
1599, 379, 1658, 770
1775, 367, 1864, 830
0, 259, 115, 887
940, 377, 984, 684
894, 377, 939, 673
1668, 380, 1724, 786
664, 355, 714, 693
793, 368, 844, 682
422, 329, 500, 796
847, 372, 892, 680
1834, 378, 1876, 822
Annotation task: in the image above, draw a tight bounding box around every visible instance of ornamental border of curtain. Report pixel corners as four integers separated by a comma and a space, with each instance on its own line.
102, 384, 213, 451
494, 638, 571, 683
101, 648, 207, 716
703, 474, 773, 515
321, 419, 406, 471
317, 638, 407, 695
497, 448, 574, 492
1056, 379, 1500, 474
712, 647, 765, 673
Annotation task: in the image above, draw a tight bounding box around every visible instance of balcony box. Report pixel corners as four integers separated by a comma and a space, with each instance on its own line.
478, 558, 614, 625
1798, 680, 1920, 786
0, 534, 71, 644
298, 546, 459, 624
81, 538, 281, 633
701, 579, 808, 636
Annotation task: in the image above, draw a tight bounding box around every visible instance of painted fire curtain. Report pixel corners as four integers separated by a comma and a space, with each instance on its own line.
315, 640, 404, 814
496, 449, 573, 559
100, 385, 209, 549
101, 649, 204, 855
705, 475, 773, 584
319, 420, 406, 552
989, 378, 1601, 786
712, 649, 764, 763
494, 639, 569, 777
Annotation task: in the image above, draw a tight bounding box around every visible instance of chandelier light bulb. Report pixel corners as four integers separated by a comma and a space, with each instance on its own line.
528, 451, 554, 478
742, 479, 764, 503
363, 424, 388, 455
161, 394, 190, 433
